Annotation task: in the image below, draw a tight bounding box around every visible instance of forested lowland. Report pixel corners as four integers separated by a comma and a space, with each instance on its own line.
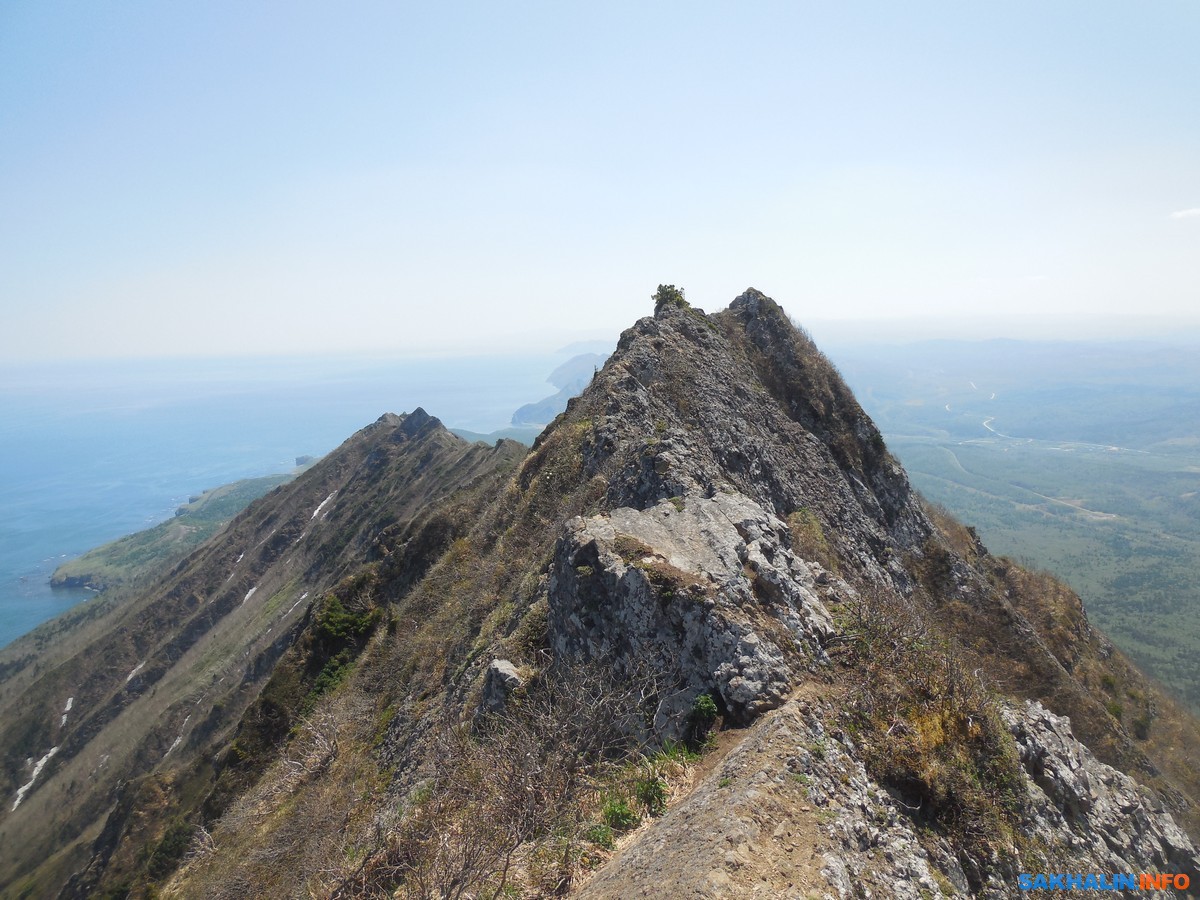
834, 338, 1200, 710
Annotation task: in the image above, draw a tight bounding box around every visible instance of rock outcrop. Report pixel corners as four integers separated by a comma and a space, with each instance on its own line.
1007, 701, 1200, 883
477, 659, 524, 718
550, 492, 837, 730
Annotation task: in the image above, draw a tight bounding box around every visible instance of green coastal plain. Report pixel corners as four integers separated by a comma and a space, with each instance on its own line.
50, 474, 295, 592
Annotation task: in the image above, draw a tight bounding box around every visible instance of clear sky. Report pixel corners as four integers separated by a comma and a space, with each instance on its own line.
2, 1, 1198, 359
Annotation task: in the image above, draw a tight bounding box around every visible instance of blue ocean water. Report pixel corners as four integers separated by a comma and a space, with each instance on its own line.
0, 353, 566, 649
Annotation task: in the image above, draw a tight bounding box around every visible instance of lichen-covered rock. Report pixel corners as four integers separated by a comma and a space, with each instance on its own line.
548, 492, 837, 733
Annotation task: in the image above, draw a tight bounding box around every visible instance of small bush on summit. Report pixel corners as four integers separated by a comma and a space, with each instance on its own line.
653, 284, 688, 312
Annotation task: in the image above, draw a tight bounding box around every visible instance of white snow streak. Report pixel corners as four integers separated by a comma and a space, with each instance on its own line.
163, 716, 191, 758
12, 746, 58, 810
311, 492, 336, 520
284, 592, 310, 619
243, 586, 258, 605
125, 661, 146, 683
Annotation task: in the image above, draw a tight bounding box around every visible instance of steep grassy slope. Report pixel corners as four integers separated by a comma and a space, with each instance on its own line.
0, 411, 523, 898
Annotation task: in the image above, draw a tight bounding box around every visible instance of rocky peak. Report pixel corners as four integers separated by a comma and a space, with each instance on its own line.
395, 406, 441, 439
570, 288, 931, 588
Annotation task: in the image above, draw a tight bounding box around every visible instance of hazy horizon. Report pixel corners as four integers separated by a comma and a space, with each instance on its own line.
3, 2, 1198, 362
3, 308, 1200, 367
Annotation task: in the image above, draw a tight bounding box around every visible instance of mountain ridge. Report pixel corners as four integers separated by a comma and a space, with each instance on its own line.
2, 289, 1198, 898
0, 409, 524, 896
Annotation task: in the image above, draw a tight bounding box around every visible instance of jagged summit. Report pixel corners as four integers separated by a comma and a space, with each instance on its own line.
561, 286, 930, 584
392, 407, 438, 438
3, 290, 1199, 898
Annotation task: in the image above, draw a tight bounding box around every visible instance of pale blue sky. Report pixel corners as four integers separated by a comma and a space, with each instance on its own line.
2, 2, 1198, 359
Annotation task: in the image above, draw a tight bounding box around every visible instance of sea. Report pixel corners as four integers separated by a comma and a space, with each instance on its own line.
0, 352, 574, 650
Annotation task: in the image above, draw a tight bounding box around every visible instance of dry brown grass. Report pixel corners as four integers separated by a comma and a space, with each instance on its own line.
833, 587, 1027, 891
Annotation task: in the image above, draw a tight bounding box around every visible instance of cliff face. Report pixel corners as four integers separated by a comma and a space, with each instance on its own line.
3, 291, 1199, 899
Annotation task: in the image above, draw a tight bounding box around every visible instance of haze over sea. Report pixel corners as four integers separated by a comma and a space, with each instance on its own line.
0, 353, 569, 649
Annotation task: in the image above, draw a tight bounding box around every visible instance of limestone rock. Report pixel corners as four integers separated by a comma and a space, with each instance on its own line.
549, 492, 837, 733
1006, 701, 1200, 882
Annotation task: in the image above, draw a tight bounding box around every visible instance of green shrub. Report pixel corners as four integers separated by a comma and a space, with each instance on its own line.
145, 820, 195, 881
652, 284, 688, 311
635, 776, 668, 816
583, 822, 614, 849
601, 797, 639, 831
691, 693, 718, 722
315, 595, 379, 643
688, 692, 720, 748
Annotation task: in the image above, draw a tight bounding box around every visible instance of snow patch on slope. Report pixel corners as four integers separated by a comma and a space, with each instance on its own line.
311, 492, 337, 520
12, 746, 58, 810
